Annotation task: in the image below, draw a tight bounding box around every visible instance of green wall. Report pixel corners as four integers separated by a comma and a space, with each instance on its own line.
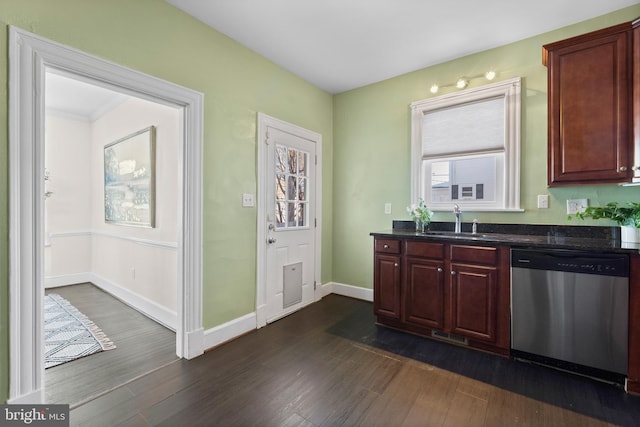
332, 5, 640, 289
0, 0, 333, 402
2, 0, 640, 405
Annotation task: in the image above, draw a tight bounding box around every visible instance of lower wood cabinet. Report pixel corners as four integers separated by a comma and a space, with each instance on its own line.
449, 262, 497, 342
373, 239, 401, 320
405, 257, 444, 329
373, 237, 510, 355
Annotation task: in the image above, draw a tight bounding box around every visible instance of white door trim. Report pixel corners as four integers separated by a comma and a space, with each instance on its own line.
8, 27, 205, 403
256, 113, 322, 328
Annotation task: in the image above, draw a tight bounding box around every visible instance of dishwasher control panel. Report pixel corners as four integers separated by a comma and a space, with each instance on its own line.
511, 248, 629, 277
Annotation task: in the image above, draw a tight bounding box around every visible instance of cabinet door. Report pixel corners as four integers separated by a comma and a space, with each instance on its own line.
449, 263, 497, 342
545, 25, 631, 185
633, 21, 640, 181
373, 254, 401, 319
404, 257, 445, 329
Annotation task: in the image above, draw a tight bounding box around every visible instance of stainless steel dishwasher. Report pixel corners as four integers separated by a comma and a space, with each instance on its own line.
511, 248, 629, 383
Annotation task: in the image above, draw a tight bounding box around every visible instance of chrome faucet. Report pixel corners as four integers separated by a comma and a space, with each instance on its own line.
453, 204, 462, 233
472, 218, 478, 234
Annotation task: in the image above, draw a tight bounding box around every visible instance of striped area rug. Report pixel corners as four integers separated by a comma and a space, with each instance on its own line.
44, 293, 117, 369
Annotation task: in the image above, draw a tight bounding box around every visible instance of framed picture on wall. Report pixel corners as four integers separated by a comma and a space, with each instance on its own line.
104, 126, 156, 227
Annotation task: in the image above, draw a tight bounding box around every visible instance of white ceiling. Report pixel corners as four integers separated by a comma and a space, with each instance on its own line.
46, 71, 129, 121
45, 0, 639, 116
166, 0, 639, 93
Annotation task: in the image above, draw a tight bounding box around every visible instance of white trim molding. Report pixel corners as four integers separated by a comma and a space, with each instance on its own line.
8, 27, 204, 403
48, 230, 178, 249
90, 274, 178, 330
203, 313, 257, 351
44, 273, 178, 330
327, 282, 374, 302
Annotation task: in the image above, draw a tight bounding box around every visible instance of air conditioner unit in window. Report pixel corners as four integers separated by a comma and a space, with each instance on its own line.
451, 183, 484, 201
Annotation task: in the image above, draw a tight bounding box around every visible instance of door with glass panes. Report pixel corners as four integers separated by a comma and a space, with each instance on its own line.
265, 126, 316, 323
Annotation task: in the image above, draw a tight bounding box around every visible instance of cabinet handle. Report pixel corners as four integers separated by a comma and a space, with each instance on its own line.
450, 271, 456, 276
383, 244, 389, 249
437, 267, 443, 273
394, 263, 399, 268
633, 165, 640, 171
620, 166, 628, 172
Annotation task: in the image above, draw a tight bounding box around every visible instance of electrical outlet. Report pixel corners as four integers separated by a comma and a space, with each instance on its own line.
384, 203, 392, 214
537, 195, 549, 209
566, 198, 588, 215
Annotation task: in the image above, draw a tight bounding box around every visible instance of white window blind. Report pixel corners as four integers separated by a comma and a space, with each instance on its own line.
422, 97, 505, 157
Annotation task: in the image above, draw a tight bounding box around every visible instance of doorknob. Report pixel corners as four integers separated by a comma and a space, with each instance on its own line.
267, 237, 277, 244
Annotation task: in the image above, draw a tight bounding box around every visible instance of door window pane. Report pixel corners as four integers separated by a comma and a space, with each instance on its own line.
275, 174, 286, 200
287, 176, 297, 200
276, 145, 287, 173
275, 144, 310, 229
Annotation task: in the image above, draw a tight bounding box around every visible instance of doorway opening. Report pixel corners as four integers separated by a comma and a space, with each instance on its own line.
43, 69, 181, 405
9, 27, 204, 404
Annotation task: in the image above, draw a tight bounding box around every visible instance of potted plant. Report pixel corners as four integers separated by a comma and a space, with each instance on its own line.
570, 202, 640, 243
407, 199, 433, 233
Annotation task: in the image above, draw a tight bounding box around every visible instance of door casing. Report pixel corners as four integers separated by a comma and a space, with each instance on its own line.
8, 27, 205, 403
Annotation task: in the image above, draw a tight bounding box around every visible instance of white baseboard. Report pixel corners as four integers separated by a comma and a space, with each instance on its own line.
44, 272, 177, 331
7, 388, 44, 404
87, 273, 177, 331
327, 281, 373, 302
45, 272, 94, 289
203, 312, 256, 351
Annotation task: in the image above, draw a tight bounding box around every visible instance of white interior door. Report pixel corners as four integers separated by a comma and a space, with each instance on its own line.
262, 122, 318, 323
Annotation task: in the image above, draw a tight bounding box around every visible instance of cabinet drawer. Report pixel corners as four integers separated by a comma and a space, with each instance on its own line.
375, 239, 401, 254
450, 245, 497, 265
405, 241, 444, 259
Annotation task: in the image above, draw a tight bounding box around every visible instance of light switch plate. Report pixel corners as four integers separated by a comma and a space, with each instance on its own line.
566, 198, 588, 215
242, 193, 255, 207
384, 203, 392, 214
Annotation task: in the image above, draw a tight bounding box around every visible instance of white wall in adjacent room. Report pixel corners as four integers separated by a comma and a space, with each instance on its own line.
44, 96, 181, 327
44, 115, 93, 278
90, 97, 180, 313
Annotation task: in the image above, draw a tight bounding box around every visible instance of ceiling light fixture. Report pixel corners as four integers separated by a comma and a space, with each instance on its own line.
429, 70, 498, 94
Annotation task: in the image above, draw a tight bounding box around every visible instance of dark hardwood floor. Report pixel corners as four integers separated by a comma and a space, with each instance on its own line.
69, 294, 640, 426
45, 283, 177, 406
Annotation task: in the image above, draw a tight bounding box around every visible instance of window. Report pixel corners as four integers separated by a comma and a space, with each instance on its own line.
275, 144, 309, 228
410, 77, 522, 211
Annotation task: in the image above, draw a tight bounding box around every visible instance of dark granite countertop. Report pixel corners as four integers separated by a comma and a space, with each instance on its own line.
370, 221, 640, 254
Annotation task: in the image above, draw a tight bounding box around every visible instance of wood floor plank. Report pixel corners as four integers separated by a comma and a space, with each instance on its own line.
45, 283, 177, 406
402, 367, 460, 426
68, 295, 640, 427
442, 388, 488, 427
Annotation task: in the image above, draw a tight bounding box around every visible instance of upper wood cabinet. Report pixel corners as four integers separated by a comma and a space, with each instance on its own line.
633, 19, 640, 182
544, 22, 634, 186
